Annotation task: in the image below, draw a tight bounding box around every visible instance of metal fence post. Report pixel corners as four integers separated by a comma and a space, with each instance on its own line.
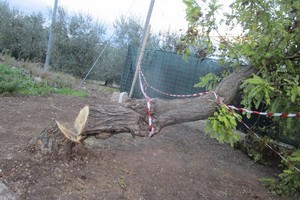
129, 0, 155, 98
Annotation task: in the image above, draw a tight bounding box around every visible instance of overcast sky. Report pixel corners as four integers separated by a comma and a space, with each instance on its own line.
7, 0, 190, 34
7, 0, 237, 38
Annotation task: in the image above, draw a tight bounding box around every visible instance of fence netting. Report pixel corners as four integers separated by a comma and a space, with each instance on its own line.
120, 45, 222, 99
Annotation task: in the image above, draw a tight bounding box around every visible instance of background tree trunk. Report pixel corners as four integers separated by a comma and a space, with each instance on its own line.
32, 66, 257, 155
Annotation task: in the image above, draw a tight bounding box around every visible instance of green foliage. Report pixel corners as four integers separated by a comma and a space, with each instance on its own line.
0, 63, 88, 97
90, 45, 124, 85
260, 150, 300, 198
225, 0, 300, 138
248, 149, 263, 163
113, 15, 143, 48
51, 8, 106, 78
107, 14, 169, 84
182, 0, 300, 136
0, 65, 52, 95
182, 0, 300, 147
194, 73, 220, 91
205, 105, 241, 147
183, 1, 300, 197
183, 0, 202, 26
0, 64, 52, 95
179, 0, 221, 57
240, 74, 276, 109
240, 135, 276, 165
287, 86, 300, 103
0, 1, 46, 60
156, 30, 180, 52
1, 53, 79, 89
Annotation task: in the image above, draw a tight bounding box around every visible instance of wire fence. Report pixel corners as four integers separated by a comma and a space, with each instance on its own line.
120, 45, 222, 99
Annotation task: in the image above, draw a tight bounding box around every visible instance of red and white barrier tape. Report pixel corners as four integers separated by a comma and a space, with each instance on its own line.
139, 69, 210, 98
139, 68, 300, 118
138, 67, 300, 173
138, 67, 300, 172
241, 120, 300, 173
138, 70, 155, 137
225, 105, 300, 173
226, 105, 300, 118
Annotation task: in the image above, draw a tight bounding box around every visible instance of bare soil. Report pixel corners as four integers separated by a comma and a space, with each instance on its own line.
0, 87, 281, 200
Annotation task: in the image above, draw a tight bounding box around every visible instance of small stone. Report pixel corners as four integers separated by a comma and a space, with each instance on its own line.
34, 77, 42, 83
111, 92, 129, 104
111, 92, 120, 102
119, 92, 128, 103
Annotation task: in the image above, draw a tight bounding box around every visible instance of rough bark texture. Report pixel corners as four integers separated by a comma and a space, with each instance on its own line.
33, 66, 257, 155
150, 65, 257, 132
83, 104, 149, 137
30, 123, 75, 157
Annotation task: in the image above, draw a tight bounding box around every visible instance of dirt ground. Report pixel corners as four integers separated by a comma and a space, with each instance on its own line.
0, 86, 282, 200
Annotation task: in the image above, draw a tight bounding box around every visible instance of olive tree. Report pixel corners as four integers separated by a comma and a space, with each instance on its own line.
0, 1, 46, 61
51, 8, 106, 78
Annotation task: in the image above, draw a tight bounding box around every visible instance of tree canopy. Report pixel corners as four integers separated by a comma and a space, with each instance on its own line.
0, 1, 46, 60
181, 0, 299, 197
181, 0, 299, 140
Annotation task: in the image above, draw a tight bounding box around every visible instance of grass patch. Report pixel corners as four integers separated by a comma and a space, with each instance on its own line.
0, 53, 79, 88
0, 64, 52, 95
54, 88, 88, 97
0, 54, 116, 97
0, 64, 87, 97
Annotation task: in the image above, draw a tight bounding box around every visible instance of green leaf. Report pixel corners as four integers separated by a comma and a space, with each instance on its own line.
194, 73, 220, 91
241, 74, 275, 109
287, 86, 300, 103
205, 105, 240, 147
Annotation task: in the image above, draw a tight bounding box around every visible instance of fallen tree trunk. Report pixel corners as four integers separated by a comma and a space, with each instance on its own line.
32, 66, 257, 155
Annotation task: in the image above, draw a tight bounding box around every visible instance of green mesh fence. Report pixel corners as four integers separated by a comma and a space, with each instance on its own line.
120, 45, 222, 99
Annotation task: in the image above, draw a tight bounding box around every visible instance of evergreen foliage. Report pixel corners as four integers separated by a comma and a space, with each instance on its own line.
51, 8, 106, 78
0, 1, 46, 60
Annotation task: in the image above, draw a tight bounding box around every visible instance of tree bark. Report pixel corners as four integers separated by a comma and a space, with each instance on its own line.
32, 66, 257, 155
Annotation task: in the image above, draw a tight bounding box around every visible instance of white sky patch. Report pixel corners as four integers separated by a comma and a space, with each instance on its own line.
8, 0, 188, 33
7, 0, 241, 36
